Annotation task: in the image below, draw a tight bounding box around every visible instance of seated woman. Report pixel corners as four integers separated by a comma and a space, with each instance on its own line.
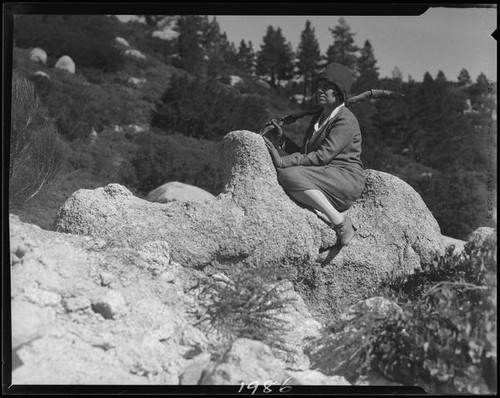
264, 62, 366, 246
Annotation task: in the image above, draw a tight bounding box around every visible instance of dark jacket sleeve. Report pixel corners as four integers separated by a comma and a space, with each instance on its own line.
280, 114, 358, 168
280, 135, 301, 154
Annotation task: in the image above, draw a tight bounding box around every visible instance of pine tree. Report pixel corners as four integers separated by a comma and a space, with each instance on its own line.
354, 40, 379, 92
391, 66, 403, 81
457, 68, 472, 86
423, 71, 433, 83
236, 40, 257, 75
177, 15, 206, 75
325, 17, 359, 73
436, 70, 447, 83
256, 26, 295, 88
296, 20, 322, 101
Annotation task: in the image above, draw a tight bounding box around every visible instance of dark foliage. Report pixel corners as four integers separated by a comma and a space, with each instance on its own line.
14, 15, 124, 73
151, 74, 269, 140
127, 131, 225, 196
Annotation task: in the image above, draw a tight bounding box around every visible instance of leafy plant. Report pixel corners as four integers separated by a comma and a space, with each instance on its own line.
192, 266, 296, 356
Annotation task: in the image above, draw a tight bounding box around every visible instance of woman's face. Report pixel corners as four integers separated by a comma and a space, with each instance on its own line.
315, 80, 341, 107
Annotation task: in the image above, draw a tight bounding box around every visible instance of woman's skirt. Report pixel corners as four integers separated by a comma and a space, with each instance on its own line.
277, 164, 366, 212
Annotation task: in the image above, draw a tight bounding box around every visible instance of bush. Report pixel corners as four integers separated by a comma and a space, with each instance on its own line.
14, 15, 124, 72
192, 266, 295, 356
319, 233, 497, 394
151, 74, 269, 140
127, 131, 224, 195
10, 74, 66, 209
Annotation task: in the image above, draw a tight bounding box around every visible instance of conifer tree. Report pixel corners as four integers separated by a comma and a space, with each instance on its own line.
177, 15, 206, 75
325, 17, 359, 73
296, 20, 322, 101
237, 39, 257, 75
457, 68, 472, 86
391, 66, 403, 81
354, 40, 379, 92
256, 26, 295, 88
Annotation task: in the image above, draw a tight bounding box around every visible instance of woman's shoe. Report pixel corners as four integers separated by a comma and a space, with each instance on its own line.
333, 215, 357, 246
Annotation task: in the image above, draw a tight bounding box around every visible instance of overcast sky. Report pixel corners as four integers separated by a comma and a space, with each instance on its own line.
117, 6, 496, 83
213, 7, 497, 82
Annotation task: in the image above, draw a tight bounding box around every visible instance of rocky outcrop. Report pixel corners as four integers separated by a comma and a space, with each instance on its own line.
9, 214, 320, 384
54, 130, 445, 319
10, 214, 206, 384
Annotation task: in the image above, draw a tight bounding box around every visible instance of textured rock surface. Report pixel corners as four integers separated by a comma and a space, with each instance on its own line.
199, 338, 289, 385
53, 130, 445, 319
9, 214, 321, 385
9, 215, 205, 384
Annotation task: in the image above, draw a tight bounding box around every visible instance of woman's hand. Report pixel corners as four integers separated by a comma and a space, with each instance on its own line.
263, 137, 283, 168
270, 119, 284, 140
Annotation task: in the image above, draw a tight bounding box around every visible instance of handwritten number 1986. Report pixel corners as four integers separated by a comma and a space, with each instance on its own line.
238, 377, 293, 394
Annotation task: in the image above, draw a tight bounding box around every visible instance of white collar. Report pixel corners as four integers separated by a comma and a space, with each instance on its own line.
314, 103, 345, 132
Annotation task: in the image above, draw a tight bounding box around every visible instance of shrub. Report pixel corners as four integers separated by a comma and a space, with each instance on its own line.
192, 266, 295, 356
127, 131, 224, 195
10, 74, 66, 208
318, 233, 497, 394
14, 15, 124, 72
151, 74, 269, 140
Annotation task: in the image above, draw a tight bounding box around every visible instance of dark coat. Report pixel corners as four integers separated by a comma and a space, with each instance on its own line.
280, 106, 365, 170
276, 106, 366, 211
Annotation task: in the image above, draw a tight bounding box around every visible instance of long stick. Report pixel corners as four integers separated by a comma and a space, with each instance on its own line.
259, 89, 405, 135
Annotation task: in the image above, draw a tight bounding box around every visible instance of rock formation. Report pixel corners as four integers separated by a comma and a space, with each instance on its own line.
146, 181, 216, 204
54, 55, 76, 74
9, 214, 320, 384
29, 47, 47, 65
54, 130, 445, 319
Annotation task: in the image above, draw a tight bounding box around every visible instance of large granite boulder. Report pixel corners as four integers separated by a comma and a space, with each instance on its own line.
53, 130, 445, 319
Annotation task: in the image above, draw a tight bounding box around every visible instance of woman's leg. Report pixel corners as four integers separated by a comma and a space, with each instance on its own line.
289, 189, 344, 226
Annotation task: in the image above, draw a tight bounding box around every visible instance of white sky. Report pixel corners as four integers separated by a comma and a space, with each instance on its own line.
117, 7, 497, 82
214, 7, 497, 82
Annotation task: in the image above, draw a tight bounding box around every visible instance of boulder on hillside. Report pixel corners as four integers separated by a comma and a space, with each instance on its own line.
29, 47, 47, 65
146, 181, 215, 204
54, 55, 76, 74
54, 130, 445, 319
125, 49, 146, 61
115, 36, 130, 47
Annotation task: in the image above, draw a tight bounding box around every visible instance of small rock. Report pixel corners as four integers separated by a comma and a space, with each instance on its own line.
11, 300, 50, 349
91, 290, 127, 319
199, 338, 288, 385
63, 296, 91, 312
287, 369, 351, 385
468, 227, 495, 247
179, 352, 212, 385
23, 285, 61, 307
160, 271, 176, 283
100, 272, 115, 286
